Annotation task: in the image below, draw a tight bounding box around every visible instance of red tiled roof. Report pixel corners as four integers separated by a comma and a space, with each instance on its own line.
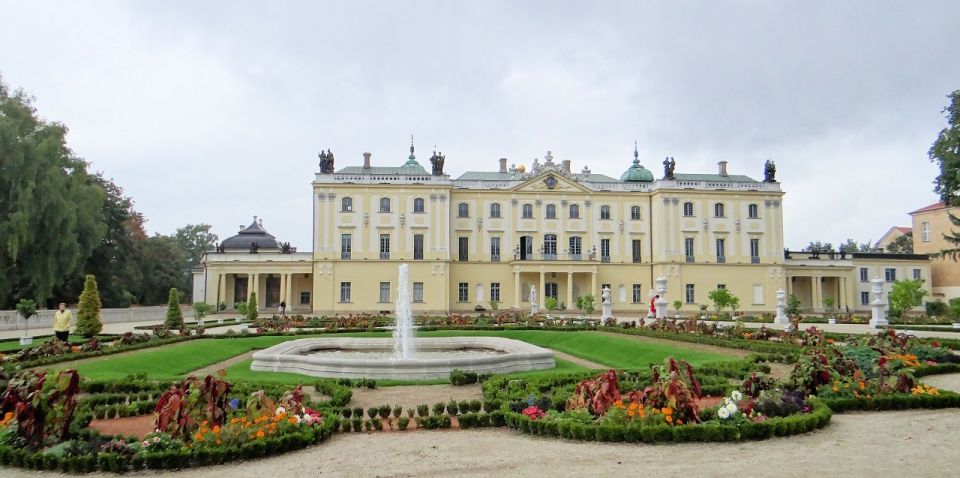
894, 226, 912, 233
909, 201, 946, 215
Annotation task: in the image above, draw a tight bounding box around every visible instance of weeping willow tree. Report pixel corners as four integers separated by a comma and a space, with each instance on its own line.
0, 75, 107, 308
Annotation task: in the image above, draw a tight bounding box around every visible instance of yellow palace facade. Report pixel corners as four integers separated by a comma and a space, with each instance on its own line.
193, 145, 931, 316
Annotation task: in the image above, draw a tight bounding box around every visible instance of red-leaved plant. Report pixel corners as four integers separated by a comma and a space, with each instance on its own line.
565, 369, 622, 417
154, 371, 232, 438
0, 369, 80, 448
626, 358, 703, 425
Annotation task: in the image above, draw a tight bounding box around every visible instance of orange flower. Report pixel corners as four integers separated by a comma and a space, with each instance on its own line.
215, 439, 222, 445
288, 417, 298, 424
256, 430, 265, 438
661, 407, 672, 415
665, 415, 673, 424
212, 425, 221, 434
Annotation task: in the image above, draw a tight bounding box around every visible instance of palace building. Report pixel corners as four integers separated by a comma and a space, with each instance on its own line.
193, 144, 931, 316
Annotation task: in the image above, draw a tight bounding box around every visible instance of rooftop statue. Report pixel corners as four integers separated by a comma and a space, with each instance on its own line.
318, 149, 336, 174
430, 150, 445, 176
763, 159, 777, 182
663, 156, 676, 179
249, 241, 260, 254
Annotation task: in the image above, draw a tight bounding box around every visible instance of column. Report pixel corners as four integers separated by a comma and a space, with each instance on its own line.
513, 271, 520, 308
567, 272, 574, 310
217, 274, 226, 309
279, 274, 287, 308
251, 273, 259, 310
813, 276, 823, 312
591, 271, 597, 300
287, 273, 295, 309
838, 276, 847, 311
539, 271, 545, 310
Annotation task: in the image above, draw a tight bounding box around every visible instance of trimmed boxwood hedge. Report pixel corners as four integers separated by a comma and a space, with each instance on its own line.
502, 398, 833, 443
0, 416, 339, 473
819, 390, 960, 412
6, 335, 201, 369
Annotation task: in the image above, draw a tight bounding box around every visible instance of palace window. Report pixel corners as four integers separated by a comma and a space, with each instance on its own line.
340, 233, 352, 260
300, 291, 310, 305
458, 282, 469, 302
632, 284, 642, 303
748, 204, 759, 219
630, 206, 641, 220
685, 284, 695, 304
543, 234, 557, 258
490, 283, 500, 302
600, 205, 611, 220
522, 204, 533, 219
685, 237, 695, 262
459, 237, 469, 262
339, 282, 351, 303
750, 238, 760, 263
491, 237, 501, 262
913, 268, 921, 280
341, 197, 353, 212
380, 234, 390, 260
569, 236, 582, 259
632, 240, 642, 263
921, 222, 931, 242
546, 204, 557, 219
458, 203, 469, 218
379, 282, 390, 303
714, 203, 725, 218
569, 204, 580, 219
683, 202, 694, 217
600, 238, 611, 262
490, 203, 501, 218
861, 291, 870, 305
885, 268, 896, 282
413, 282, 424, 302
379, 197, 391, 213
413, 234, 424, 260
716, 238, 726, 263
860, 267, 868, 282
413, 198, 425, 213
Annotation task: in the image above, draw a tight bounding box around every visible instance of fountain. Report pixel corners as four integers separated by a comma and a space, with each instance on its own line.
250, 264, 555, 379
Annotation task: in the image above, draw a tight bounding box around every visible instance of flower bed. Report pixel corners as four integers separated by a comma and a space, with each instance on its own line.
0, 370, 340, 473
1, 332, 201, 370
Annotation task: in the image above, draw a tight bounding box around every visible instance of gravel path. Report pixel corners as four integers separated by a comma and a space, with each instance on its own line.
348, 384, 482, 410
920, 373, 960, 392
552, 351, 606, 369
6, 409, 958, 477
190, 351, 255, 377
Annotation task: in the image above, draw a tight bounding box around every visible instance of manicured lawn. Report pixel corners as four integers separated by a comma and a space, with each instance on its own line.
49, 330, 738, 382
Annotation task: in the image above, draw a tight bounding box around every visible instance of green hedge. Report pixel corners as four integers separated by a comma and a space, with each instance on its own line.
7, 335, 201, 369
0, 417, 339, 473
600, 327, 802, 355
502, 398, 831, 443
819, 391, 960, 412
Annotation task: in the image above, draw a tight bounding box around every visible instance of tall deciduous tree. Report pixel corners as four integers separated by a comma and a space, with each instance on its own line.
76, 274, 103, 337
929, 90, 960, 259
840, 238, 873, 253
804, 241, 835, 253
174, 224, 218, 298
0, 77, 106, 308
885, 232, 914, 254
137, 235, 188, 305
888, 279, 927, 317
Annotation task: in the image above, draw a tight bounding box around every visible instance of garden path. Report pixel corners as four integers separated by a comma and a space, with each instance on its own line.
189, 351, 255, 377
594, 331, 751, 358
919, 373, 960, 392
10, 408, 959, 478
550, 351, 605, 369
348, 384, 482, 410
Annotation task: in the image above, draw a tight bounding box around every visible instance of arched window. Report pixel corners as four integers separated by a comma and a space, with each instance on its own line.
630, 205, 641, 220
380, 197, 391, 213
748, 203, 758, 219
714, 202, 724, 218
543, 234, 557, 257
600, 205, 611, 220
341, 197, 353, 212
458, 202, 469, 218
522, 204, 533, 219
546, 204, 557, 219
569, 204, 580, 219
413, 198, 425, 213
490, 203, 501, 218
682, 202, 694, 217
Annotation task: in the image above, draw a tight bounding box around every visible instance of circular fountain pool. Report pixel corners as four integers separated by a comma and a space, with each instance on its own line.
250, 337, 555, 380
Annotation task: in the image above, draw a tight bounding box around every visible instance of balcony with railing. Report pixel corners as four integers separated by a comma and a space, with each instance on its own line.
380, 252, 390, 260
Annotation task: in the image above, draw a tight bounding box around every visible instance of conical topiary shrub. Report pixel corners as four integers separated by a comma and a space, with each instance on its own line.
76, 274, 103, 337
165, 288, 184, 329
247, 292, 259, 321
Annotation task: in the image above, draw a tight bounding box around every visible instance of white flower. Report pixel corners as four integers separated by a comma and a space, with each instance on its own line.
724, 402, 737, 414
275, 406, 286, 415
730, 391, 743, 402
718, 407, 730, 419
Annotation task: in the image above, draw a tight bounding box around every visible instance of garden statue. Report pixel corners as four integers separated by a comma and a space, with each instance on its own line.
763, 159, 777, 182
215, 242, 225, 253
869, 277, 889, 327
774, 289, 790, 329
600, 287, 613, 324
430, 150, 446, 176
655, 276, 669, 319
530, 285, 538, 314
280, 242, 295, 254
663, 156, 676, 179
249, 241, 260, 254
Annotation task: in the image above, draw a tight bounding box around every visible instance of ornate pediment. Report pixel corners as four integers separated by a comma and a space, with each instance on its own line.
512, 171, 591, 193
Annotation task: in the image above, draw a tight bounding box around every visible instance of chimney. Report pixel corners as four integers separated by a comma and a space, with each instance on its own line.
562, 159, 571, 173
718, 161, 728, 177
363, 152, 372, 169
258, 218, 263, 227
498, 158, 508, 173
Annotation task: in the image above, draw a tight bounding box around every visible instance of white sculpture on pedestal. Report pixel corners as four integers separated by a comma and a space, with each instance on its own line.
600, 287, 613, 324
773, 289, 791, 331
530, 285, 538, 315
655, 276, 668, 319
869, 277, 888, 328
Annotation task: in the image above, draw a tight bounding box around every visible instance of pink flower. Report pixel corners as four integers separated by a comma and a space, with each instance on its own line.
522, 406, 544, 420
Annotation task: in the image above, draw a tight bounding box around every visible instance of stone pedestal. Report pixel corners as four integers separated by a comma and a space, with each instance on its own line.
773, 289, 790, 330
600, 287, 613, 324
869, 277, 888, 328
654, 276, 668, 319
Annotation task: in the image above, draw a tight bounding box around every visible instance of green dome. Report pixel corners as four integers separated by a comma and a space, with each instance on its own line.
401, 142, 427, 173
621, 158, 654, 182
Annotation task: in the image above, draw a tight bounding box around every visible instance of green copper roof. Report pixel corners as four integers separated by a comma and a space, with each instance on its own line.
620, 158, 655, 182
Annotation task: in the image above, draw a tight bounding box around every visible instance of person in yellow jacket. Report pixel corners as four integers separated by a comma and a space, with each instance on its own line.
54, 303, 72, 342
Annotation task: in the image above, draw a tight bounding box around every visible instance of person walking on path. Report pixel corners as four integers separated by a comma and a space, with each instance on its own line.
53, 303, 72, 342
279, 300, 287, 317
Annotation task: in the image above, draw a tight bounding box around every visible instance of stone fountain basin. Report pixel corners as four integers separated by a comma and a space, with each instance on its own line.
250, 337, 555, 380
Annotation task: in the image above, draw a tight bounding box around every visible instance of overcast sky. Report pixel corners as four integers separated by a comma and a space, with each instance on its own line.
1, 1, 957, 250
